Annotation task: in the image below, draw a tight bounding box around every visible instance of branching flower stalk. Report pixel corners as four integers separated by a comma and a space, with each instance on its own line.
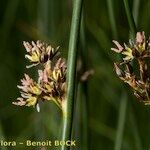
13, 41, 67, 112
111, 31, 150, 105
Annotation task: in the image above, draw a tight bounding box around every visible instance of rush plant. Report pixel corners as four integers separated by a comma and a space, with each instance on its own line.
112, 32, 150, 105
13, 41, 67, 112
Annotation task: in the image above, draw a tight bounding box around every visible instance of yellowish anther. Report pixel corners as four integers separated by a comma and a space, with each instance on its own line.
138, 43, 145, 53
30, 86, 41, 95
45, 84, 53, 92
122, 47, 133, 60
25, 51, 40, 62
26, 97, 37, 106
53, 70, 58, 81
31, 52, 40, 61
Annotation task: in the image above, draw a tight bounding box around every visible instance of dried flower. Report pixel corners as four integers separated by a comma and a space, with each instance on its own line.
112, 31, 150, 105
38, 59, 67, 108
111, 40, 124, 53
13, 74, 41, 107
13, 41, 67, 111
23, 41, 59, 68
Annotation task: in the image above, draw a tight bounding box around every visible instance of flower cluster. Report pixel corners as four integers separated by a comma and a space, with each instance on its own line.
12, 41, 67, 111
111, 31, 150, 105
23, 41, 59, 68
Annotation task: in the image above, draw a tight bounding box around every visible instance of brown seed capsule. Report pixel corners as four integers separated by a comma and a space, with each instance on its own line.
132, 48, 140, 58
125, 63, 133, 74
114, 63, 124, 78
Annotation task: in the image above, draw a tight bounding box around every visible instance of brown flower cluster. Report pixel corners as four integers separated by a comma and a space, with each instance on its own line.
12, 41, 67, 111
111, 32, 150, 105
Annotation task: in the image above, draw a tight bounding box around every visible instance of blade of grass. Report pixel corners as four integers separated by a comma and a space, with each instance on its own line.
37, 0, 49, 36
129, 104, 143, 150
72, 82, 87, 150
133, 0, 140, 26
106, 0, 118, 39
2, 0, 20, 47
71, 10, 89, 150
87, 20, 111, 50
123, 0, 137, 37
90, 118, 116, 141
80, 11, 89, 150
114, 92, 127, 150
61, 0, 83, 149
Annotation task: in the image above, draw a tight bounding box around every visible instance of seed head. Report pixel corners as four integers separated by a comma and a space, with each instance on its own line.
23, 41, 59, 68
13, 41, 67, 111
111, 31, 150, 105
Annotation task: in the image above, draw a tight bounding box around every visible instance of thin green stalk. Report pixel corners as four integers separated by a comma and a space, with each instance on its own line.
129, 104, 143, 150
123, 0, 137, 37
90, 118, 116, 141
106, 0, 118, 39
61, 0, 83, 150
37, 0, 48, 36
133, 0, 140, 26
2, 0, 19, 49
73, 83, 86, 150
80, 12, 89, 150
114, 92, 127, 150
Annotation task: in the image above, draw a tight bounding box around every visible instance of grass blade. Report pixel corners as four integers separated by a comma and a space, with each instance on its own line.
106, 0, 118, 39
133, 0, 140, 26
61, 0, 83, 149
80, 11, 89, 150
129, 104, 143, 150
123, 0, 137, 37
114, 92, 127, 150
2, 0, 20, 47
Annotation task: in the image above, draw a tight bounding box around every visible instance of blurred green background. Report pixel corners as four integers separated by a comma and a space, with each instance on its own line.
0, 0, 150, 150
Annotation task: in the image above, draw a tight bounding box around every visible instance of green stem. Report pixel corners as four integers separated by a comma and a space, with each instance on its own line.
80, 12, 89, 150
114, 92, 127, 150
2, 0, 19, 48
106, 0, 118, 39
123, 0, 137, 37
129, 103, 143, 150
61, 0, 83, 149
37, 0, 48, 36
133, 0, 140, 26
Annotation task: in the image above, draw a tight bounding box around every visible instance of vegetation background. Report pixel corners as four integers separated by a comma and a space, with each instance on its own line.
0, 0, 150, 150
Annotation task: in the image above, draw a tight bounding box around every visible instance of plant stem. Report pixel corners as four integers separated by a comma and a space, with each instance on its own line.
133, 0, 140, 26
106, 0, 118, 39
37, 0, 48, 36
80, 12, 89, 150
2, 0, 19, 48
114, 92, 127, 150
61, 0, 83, 149
123, 0, 137, 37
129, 103, 143, 150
